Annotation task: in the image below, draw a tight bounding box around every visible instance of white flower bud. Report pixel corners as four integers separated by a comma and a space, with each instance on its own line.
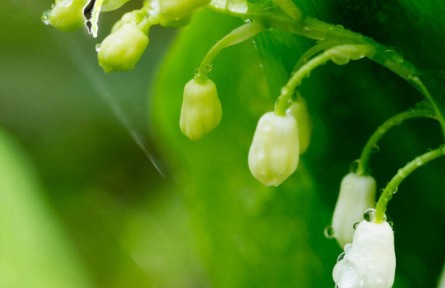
333, 220, 396, 288
98, 23, 148, 72
287, 97, 311, 154
331, 173, 376, 248
248, 112, 299, 186
179, 78, 222, 141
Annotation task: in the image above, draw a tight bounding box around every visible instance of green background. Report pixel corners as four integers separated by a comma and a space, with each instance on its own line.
0, 0, 444, 287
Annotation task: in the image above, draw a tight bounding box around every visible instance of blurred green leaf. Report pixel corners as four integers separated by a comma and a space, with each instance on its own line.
0, 129, 93, 288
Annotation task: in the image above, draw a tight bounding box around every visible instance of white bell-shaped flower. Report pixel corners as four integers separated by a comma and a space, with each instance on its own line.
248, 111, 299, 186
179, 78, 222, 141
331, 173, 376, 248
333, 220, 396, 288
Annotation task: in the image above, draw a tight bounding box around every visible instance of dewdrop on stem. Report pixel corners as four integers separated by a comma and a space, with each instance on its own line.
248, 111, 299, 186
97, 23, 149, 72
333, 220, 396, 288
286, 96, 311, 154
179, 77, 222, 141
331, 172, 376, 248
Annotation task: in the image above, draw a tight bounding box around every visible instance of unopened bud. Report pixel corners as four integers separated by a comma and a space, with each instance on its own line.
179, 78, 222, 141
331, 173, 376, 248
98, 23, 148, 72
248, 112, 299, 186
43, 0, 87, 31
333, 220, 396, 288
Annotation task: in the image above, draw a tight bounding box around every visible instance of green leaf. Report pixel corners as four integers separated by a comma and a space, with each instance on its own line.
150, 9, 329, 287
0, 129, 93, 288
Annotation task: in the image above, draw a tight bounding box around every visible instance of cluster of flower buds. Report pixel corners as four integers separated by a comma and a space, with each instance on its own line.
43, 0, 210, 72
179, 78, 222, 141
333, 220, 396, 288
331, 172, 376, 248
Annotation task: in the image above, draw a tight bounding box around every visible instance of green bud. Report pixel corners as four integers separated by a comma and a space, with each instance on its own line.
42, 0, 87, 31
248, 112, 299, 186
287, 97, 311, 154
157, 0, 210, 27
97, 23, 149, 72
180, 78, 222, 141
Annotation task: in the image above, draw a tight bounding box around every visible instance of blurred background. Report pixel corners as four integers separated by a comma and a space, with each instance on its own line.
1, 0, 445, 287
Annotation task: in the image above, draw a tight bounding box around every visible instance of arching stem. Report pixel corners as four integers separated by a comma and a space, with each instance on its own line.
356, 107, 437, 176
375, 145, 445, 223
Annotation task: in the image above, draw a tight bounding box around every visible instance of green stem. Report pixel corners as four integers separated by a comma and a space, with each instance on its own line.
196, 21, 265, 81
375, 145, 445, 223
356, 108, 437, 176
274, 44, 374, 116
208, 2, 445, 139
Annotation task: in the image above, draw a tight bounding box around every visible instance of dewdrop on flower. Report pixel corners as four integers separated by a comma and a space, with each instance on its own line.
287, 96, 311, 154
248, 112, 299, 186
179, 78, 222, 141
333, 220, 396, 288
97, 23, 149, 72
331, 173, 376, 248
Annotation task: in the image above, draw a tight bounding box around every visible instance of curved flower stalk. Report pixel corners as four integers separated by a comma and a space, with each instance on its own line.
286, 96, 311, 154
333, 220, 396, 288
248, 111, 299, 186
330, 173, 376, 248
180, 78, 222, 141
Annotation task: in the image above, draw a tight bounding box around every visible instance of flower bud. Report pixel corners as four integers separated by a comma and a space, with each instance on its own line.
331, 173, 376, 248
42, 0, 87, 31
333, 220, 396, 288
248, 112, 299, 186
287, 97, 311, 154
158, 0, 210, 27
98, 23, 149, 72
179, 78, 222, 141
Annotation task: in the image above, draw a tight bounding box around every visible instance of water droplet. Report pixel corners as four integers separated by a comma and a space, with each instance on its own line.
388, 220, 394, 228
41, 10, 51, 25
398, 168, 407, 177
384, 48, 404, 64
392, 187, 398, 195
353, 222, 360, 230
204, 63, 212, 73
344, 243, 352, 252
416, 159, 423, 166
331, 55, 350, 66
371, 144, 380, 153
324, 225, 335, 239
281, 87, 289, 96
95, 44, 101, 52
337, 252, 345, 262
364, 208, 376, 222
